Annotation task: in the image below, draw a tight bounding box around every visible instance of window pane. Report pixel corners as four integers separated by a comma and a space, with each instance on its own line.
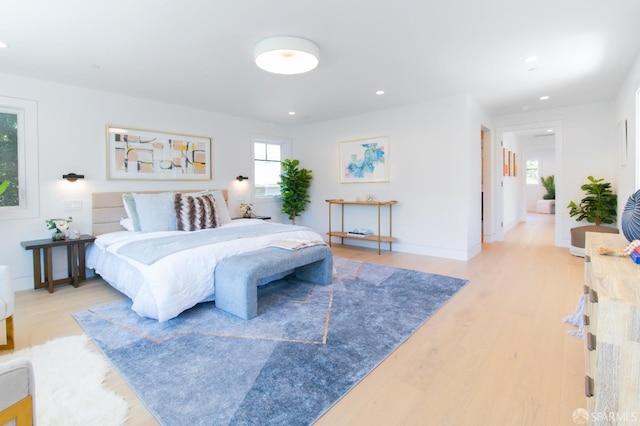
0, 112, 19, 207
525, 159, 539, 185
266, 143, 281, 161
254, 142, 266, 160
255, 160, 281, 186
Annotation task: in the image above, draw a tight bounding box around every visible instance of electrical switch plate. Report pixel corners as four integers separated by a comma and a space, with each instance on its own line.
63, 199, 82, 211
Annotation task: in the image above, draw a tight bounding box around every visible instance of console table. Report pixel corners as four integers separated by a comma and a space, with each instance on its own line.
20, 235, 95, 293
325, 199, 398, 254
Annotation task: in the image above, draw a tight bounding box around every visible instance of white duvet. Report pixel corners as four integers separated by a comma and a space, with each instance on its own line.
86, 219, 325, 321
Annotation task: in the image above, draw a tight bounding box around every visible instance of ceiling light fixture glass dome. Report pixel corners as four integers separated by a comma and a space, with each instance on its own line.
254, 36, 319, 75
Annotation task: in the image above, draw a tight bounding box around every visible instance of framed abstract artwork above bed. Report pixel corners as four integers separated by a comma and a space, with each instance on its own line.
106, 125, 213, 180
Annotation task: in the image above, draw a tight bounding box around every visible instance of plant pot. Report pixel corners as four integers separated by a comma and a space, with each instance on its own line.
52, 230, 66, 241
570, 225, 619, 257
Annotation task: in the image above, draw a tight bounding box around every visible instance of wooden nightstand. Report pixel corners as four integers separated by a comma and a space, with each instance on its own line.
20, 234, 96, 293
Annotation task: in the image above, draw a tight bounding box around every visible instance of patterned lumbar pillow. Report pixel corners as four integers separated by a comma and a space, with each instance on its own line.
174, 192, 220, 231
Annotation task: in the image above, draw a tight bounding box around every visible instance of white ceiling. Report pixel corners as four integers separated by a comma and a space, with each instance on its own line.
1, 0, 639, 126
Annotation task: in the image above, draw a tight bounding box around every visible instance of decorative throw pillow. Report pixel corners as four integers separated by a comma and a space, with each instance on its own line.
184, 190, 231, 226
132, 192, 178, 232
122, 193, 141, 231
174, 192, 220, 231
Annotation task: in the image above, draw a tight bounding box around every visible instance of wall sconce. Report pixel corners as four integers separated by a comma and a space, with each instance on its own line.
62, 173, 85, 182
236, 175, 249, 182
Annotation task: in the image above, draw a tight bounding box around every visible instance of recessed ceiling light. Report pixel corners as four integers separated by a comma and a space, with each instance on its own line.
546, 129, 553, 133
539, 95, 550, 101
288, 111, 296, 116
375, 90, 385, 95
523, 56, 538, 63
0, 42, 8, 49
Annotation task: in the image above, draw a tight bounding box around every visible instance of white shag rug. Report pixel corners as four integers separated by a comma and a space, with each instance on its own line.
0, 334, 129, 426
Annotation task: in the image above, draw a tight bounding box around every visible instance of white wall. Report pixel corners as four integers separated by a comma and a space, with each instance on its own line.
501, 132, 520, 231
0, 72, 292, 291
494, 102, 617, 247
464, 97, 493, 254
615, 52, 640, 209
291, 95, 491, 261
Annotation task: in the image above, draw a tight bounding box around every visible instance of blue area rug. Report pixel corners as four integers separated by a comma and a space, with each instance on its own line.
73, 257, 468, 425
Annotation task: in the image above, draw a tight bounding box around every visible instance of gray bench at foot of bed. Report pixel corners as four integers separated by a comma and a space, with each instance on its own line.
214, 244, 333, 320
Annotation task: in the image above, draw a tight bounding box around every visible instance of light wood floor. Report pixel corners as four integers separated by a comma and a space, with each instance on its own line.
4, 213, 586, 425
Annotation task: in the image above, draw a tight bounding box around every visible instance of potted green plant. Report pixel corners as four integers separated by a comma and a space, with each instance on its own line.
279, 159, 312, 224
567, 176, 618, 256
540, 175, 555, 200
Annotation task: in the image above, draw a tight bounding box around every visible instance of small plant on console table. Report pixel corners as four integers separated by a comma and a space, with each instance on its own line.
239, 203, 254, 218
45, 216, 73, 241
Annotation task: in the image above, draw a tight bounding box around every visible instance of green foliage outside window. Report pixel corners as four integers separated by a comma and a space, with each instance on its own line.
0, 112, 19, 207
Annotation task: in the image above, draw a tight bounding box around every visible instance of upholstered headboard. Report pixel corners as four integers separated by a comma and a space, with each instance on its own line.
91, 189, 228, 236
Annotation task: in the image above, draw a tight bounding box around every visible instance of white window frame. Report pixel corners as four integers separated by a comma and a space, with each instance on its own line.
251, 134, 291, 200
0, 96, 39, 220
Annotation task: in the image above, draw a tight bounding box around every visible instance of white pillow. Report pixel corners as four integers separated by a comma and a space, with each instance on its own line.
211, 190, 231, 225
120, 217, 134, 232
132, 192, 177, 232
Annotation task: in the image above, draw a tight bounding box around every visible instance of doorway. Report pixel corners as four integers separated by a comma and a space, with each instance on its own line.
495, 120, 563, 246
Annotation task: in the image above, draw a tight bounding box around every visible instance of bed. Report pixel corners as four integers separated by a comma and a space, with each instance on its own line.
87, 190, 327, 321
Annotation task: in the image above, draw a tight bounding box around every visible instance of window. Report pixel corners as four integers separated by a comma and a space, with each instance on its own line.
526, 159, 539, 185
0, 111, 18, 207
0, 96, 39, 220
253, 136, 291, 197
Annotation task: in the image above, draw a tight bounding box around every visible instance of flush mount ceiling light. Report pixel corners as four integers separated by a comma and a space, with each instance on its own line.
254, 36, 319, 75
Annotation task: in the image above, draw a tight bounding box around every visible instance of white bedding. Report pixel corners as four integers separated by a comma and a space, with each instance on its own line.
86, 219, 325, 321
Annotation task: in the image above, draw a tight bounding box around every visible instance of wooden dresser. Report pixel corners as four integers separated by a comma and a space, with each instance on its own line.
584, 232, 640, 424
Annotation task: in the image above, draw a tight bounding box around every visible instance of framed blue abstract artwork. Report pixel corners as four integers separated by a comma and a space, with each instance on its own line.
339, 136, 390, 183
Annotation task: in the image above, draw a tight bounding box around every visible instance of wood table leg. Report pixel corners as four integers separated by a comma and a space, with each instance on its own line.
43, 247, 54, 293
30, 250, 41, 290
71, 243, 79, 288
78, 242, 87, 281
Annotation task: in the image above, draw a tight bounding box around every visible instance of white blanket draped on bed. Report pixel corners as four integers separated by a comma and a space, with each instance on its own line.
87, 220, 325, 321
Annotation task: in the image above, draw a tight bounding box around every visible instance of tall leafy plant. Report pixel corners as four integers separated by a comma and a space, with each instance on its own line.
279, 159, 312, 224
540, 175, 555, 200
567, 176, 617, 226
